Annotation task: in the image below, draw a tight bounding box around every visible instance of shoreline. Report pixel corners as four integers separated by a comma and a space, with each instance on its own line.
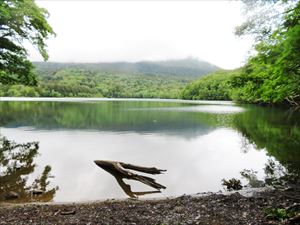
0, 187, 275, 206
0, 187, 274, 206
1, 187, 299, 225
0, 96, 235, 106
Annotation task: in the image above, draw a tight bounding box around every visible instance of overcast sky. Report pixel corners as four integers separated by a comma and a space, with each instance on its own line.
27, 0, 253, 69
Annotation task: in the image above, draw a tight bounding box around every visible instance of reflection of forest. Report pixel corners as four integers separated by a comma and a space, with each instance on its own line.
0, 101, 220, 137
0, 137, 57, 203
0, 101, 299, 189
232, 106, 300, 175
224, 158, 300, 191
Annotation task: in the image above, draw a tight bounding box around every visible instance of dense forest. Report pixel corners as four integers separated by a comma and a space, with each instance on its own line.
182, 0, 300, 106
1, 0, 299, 107
181, 70, 240, 100
0, 59, 218, 98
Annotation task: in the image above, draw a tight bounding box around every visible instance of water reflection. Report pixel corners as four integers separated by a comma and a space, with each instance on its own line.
232, 106, 300, 175
241, 158, 299, 188
0, 136, 57, 203
0, 101, 227, 138
134, 105, 245, 114
0, 99, 299, 202
222, 158, 300, 191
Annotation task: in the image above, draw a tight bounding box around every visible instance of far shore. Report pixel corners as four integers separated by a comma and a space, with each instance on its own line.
0, 96, 235, 105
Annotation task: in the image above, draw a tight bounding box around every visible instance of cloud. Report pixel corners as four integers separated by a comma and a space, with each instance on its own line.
27, 0, 253, 69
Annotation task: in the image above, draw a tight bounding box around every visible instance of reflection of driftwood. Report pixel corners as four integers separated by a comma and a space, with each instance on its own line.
94, 160, 166, 198
115, 178, 161, 198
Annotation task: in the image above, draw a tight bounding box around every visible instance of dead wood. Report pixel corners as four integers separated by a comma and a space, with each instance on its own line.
94, 160, 166, 198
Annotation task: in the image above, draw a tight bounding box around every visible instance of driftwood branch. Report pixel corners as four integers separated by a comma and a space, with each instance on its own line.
94, 160, 166, 198
119, 162, 166, 175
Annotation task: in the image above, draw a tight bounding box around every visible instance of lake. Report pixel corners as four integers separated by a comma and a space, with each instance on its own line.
0, 98, 299, 203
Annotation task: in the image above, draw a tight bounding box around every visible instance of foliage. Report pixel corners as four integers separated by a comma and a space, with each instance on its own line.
221, 178, 243, 191
0, 0, 54, 85
232, 0, 300, 106
0, 68, 192, 98
182, 1, 300, 106
235, 0, 298, 41
265, 207, 298, 221
0, 84, 39, 97
0, 58, 219, 98
181, 70, 240, 100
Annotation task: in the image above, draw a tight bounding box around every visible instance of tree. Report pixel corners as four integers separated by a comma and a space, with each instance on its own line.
0, 0, 55, 85
232, 0, 300, 106
235, 0, 298, 41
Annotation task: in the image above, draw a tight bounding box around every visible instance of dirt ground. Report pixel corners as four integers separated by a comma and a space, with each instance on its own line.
0, 188, 299, 225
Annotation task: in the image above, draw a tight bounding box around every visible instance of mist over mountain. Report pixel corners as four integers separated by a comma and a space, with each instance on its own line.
0, 58, 221, 98
33, 58, 220, 78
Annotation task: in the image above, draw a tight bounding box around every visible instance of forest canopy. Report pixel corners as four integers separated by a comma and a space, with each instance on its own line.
182, 0, 300, 106
0, 0, 54, 85
0, 59, 218, 98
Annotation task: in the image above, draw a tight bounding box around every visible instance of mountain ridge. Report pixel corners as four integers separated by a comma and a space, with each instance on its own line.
33, 58, 220, 78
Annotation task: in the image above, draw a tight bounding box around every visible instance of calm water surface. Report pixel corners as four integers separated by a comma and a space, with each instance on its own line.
0, 98, 299, 202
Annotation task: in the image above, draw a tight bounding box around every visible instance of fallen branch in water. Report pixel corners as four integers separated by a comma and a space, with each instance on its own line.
94, 160, 166, 198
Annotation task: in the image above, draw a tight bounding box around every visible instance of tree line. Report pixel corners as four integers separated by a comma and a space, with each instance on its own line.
182, 0, 300, 106
0, 68, 189, 98
1, 0, 299, 106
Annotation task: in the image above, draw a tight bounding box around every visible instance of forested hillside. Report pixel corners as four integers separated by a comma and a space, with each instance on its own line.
181, 70, 240, 100
0, 58, 219, 98
182, 0, 300, 106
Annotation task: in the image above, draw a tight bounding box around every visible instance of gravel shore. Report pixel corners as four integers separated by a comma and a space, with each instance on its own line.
0, 188, 299, 225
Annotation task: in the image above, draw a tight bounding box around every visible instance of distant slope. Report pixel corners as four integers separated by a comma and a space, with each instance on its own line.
0, 58, 221, 98
181, 69, 241, 100
33, 58, 220, 78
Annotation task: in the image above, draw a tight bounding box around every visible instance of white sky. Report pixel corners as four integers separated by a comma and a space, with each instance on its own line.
27, 0, 253, 70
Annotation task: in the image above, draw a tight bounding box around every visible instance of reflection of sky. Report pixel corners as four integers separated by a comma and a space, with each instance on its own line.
129, 105, 245, 114
1, 127, 269, 202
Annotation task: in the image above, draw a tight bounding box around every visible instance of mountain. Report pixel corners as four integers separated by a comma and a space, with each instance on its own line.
2, 58, 221, 98
33, 58, 220, 78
